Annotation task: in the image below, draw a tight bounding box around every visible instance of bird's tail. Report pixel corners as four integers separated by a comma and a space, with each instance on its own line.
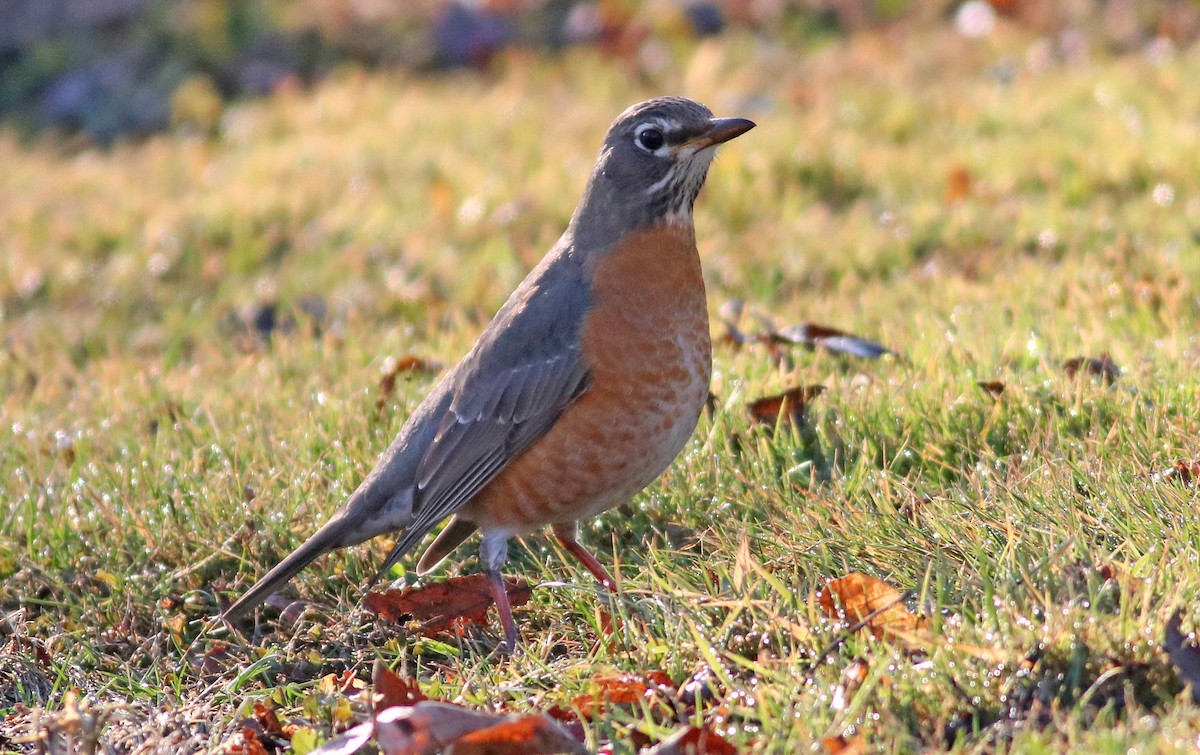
222, 509, 377, 620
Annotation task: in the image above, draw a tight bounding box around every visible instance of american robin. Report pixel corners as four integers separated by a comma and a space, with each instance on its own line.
224, 97, 754, 650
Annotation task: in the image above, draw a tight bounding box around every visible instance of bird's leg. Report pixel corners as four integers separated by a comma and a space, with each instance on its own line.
552, 521, 618, 594
480, 532, 518, 652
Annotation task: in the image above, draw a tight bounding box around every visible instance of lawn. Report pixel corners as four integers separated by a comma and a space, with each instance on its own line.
3, 20, 1200, 753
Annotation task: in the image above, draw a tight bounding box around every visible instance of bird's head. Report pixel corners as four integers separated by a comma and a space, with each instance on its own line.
572, 97, 755, 242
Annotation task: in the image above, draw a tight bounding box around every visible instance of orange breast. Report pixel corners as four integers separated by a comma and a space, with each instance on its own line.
466, 223, 712, 532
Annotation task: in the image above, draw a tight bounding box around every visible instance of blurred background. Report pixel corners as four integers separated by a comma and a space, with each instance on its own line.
2, 0, 1198, 144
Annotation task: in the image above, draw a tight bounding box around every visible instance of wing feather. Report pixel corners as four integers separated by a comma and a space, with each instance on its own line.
404, 248, 593, 540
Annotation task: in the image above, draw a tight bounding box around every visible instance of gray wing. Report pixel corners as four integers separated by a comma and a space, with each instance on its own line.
371, 247, 593, 577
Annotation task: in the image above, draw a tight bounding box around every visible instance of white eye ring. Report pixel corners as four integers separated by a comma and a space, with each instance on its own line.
635, 123, 667, 153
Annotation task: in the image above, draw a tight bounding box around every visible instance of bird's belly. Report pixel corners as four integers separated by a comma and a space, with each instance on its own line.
466, 224, 711, 531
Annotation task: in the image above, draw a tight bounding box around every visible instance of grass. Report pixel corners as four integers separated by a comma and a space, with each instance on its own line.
3, 22, 1200, 753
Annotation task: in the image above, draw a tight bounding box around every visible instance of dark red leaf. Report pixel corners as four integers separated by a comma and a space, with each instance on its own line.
364, 574, 531, 636
646, 724, 738, 754
771, 323, 893, 358
1062, 354, 1120, 383
1155, 460, 1199, 487
976, 380, 1006, 398
747, 385, 826, 426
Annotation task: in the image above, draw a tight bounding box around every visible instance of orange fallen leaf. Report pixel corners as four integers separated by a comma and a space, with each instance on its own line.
376, 355, 440, 416
1062, 354, 1120, 383
372, 660, 427, 713
944, 164, 972, 203
444, 714, 589, 754
747, 385, 826, 426
817, 573, 925, 641
252, 702, 286, 740
221, 727, 270, 755
822, 734, 866, 754
313, 702, 588, 755
571, 673, 676, 720
364, 574, 531, 637
643, 724, 738, 754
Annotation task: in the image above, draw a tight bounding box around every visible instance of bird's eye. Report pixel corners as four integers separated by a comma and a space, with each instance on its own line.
636, 127, 665, 152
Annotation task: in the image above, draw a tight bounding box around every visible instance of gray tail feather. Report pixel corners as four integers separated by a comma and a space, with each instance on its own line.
368, 522, 439, 589
223, 513, 365, 620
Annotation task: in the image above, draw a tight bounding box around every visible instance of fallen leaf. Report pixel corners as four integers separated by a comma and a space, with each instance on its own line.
188, 641, 233, 681
944, 164, 972, 203
571, 673, 676, 720
1164, 610, 1200, 704
364, 574, 531, 637
376, 355, 440, 416
373, 659, 427, 713
642, 724, 738, 754
252, 702, 287, 740
897, 496, 931, 522
445, 714, 589, 754
831, 658, 870, 712
1062, 354, 1120, 383
817, 573, 925, 641
716, 299, 752, 347
1153, 460, 1199, 488
221, 727, 270, 755
747, 385, 826, 426
771, 323, 894, 359
975, 380, 1006, 399
822, 734, 866, 754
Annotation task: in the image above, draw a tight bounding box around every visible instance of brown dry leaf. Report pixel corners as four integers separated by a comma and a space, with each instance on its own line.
1164, 610, 1200, 704
822, 734, 866, 754
444, 714, 589, 754
220, 727, 270, 755
817, 573, 926, 641
976, 380, 1006, 399
364, 574, 531, 636
1062, 354, 1121, 383
571, 672, 676, 720
643, 724, 739, 754
252, 702, 286, 740
376, 355, 440, 416
747, 385, 826, 426
372, 659, 427, 713
944, 164, 972, 203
